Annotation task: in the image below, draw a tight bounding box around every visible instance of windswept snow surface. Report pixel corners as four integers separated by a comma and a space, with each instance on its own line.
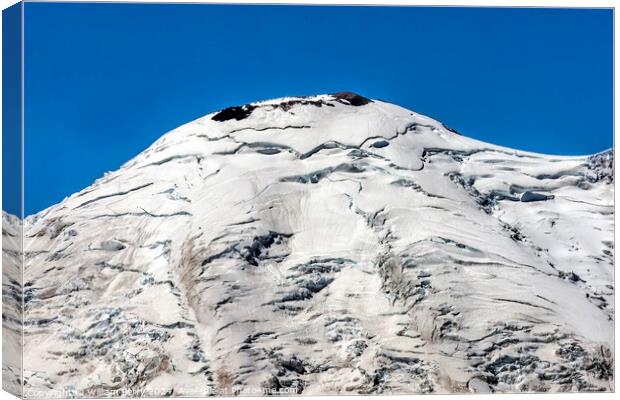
3, 93, 614, 396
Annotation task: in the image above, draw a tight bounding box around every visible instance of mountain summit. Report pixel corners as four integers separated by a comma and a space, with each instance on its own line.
3, 93, 614, 396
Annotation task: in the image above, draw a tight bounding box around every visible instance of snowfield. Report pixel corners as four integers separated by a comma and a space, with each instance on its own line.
2, 93, 614, 396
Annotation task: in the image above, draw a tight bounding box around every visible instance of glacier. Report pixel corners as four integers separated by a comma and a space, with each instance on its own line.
2, 92, 614, 396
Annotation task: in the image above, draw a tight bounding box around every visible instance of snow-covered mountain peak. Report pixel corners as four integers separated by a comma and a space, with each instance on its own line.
119, 92, 467, 179
4, 94, 613, 396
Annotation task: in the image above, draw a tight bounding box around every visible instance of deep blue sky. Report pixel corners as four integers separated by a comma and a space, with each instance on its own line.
3, 3, 22, 217
18, 4, 613, 216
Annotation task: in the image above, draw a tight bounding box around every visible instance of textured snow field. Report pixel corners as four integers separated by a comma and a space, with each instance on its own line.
2, 93, 614, 396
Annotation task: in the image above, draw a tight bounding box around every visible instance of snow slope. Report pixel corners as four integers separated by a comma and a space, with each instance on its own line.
2, 93, 614, 396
